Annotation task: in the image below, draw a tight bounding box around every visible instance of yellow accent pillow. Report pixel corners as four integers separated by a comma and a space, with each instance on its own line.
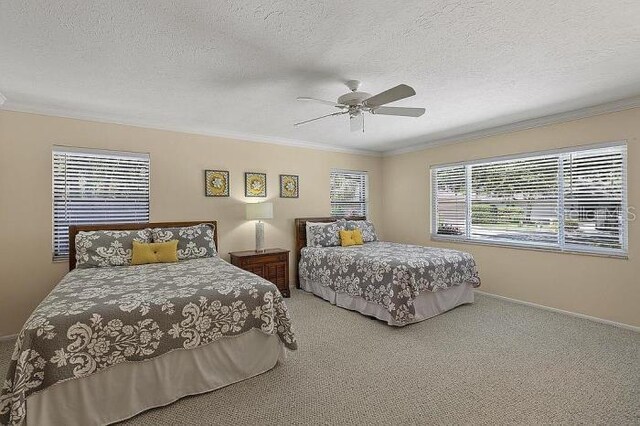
340, 229, 364, 247
131, 240, 179, 265
352, 228, 364, 245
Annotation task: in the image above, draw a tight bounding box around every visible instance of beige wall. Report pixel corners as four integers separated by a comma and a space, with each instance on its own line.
0, 110, 383, 336
382, 108, 639, 328
1, 107, 638, 336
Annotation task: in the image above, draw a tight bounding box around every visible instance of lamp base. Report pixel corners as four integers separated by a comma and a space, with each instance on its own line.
255, 221, 265, 252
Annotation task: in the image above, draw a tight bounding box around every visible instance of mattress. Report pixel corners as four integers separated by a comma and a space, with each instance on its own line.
1, 257, 297, 425
299, 241, 480, 325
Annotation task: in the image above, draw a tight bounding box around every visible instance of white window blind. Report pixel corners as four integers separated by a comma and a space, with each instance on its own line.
563, 148, 625, 251
431, 143, 627, 256
433, 166, 467, 236
52, 148, 150, 259
470, 155, 559, 246
330, 169, 368, 217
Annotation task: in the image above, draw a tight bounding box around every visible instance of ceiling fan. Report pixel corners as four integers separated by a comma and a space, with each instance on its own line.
295, 80, 425, 133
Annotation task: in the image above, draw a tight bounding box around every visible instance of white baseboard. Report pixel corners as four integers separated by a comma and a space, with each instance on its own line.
0, 333, 17, 342
474, 290, 640, 333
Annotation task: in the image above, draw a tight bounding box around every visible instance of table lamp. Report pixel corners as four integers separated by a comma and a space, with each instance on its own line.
245, 202, 273, 252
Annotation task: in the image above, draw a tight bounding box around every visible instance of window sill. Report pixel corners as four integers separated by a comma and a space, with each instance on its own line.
52, 256, 69, 263
430, 235, 629, 260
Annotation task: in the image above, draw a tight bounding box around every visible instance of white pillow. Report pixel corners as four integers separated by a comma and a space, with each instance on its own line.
305, 221, 335, 247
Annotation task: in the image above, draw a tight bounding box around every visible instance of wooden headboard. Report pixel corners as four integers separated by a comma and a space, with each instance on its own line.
68, 221, 218, 271
293, 216, 365, 288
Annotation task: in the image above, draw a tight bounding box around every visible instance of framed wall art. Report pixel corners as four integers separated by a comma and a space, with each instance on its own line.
245, 172, 267, 197
280, 174, 299, 198
205, 170, 229, 197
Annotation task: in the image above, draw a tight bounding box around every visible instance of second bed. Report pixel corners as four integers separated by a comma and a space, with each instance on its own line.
295, 217, 481, 326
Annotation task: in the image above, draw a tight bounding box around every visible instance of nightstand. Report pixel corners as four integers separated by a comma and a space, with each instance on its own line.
229, 248, 290, 297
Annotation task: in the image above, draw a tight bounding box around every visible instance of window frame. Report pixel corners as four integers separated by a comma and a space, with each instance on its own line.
430, 141, 628, 258
51, 146, 151, 261
330, 169, 369, 218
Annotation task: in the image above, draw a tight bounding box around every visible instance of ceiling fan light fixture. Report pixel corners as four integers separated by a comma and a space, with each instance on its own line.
295, 81, 425, 132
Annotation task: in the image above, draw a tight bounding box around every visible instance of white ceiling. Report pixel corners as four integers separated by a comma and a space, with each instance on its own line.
1, 1, 640, 154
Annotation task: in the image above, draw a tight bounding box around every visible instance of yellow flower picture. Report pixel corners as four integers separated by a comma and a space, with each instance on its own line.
205, 170, 229, 197
245, 172, 266, 197
280, 174, 299, 198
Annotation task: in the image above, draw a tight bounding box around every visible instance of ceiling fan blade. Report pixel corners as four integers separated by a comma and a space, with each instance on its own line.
294, 111, 346, 127
296, 97, 342, 107
350, 113, 364, 133
371, 106, 426, 117
363, 84, 416, 107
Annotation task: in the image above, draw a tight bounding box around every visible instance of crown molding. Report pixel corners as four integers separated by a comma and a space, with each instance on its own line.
4, 95, 639, 158
1, 101, 382, 157
384, 95, 640, 156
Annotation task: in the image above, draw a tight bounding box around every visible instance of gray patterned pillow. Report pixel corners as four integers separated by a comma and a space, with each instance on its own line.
345, 220, 378, 242
151, 223, 217, 260
305, 221, 333, 247
306, 220, 346, 248
75, 229, 152, 268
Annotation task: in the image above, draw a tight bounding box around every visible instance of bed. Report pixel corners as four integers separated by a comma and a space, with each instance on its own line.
0, 221, 297, 426
295, 217, 480, 326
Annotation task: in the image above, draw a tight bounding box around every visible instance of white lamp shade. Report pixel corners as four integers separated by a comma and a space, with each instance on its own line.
245, 202, 273, 220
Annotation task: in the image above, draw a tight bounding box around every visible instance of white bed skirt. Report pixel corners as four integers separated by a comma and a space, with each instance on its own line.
26, 329, 285, 426
301, 279, 474, 326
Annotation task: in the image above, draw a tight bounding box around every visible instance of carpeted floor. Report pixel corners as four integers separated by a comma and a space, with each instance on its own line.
1, 291, 639, 425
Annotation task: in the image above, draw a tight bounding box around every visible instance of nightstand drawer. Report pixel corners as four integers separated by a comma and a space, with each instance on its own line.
242, 253, 287, 265
265, 262, 287, 283
246, 265, 265, 277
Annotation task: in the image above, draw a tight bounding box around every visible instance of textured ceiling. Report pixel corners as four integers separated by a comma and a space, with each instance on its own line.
1, 1, 640, 153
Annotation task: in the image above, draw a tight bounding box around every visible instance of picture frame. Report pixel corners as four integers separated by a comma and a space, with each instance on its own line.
205, 170, 230, 197
245, 172, 267, 197
280, 174, 299, 198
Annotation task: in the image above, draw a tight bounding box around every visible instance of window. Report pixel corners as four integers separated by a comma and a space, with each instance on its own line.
330, 169, 368, 217
431, 143, 628, 256
52, 147, 150, 259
